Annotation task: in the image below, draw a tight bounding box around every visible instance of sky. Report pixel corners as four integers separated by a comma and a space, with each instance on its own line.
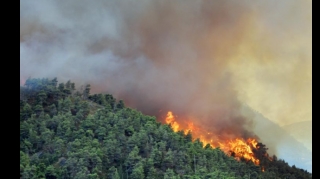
20, 0, 312, 171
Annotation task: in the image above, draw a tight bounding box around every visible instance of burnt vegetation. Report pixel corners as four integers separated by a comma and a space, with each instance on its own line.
20, 77, 312, 179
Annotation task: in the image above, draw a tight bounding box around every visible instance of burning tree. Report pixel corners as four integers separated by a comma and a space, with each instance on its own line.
164, 110, 274, 171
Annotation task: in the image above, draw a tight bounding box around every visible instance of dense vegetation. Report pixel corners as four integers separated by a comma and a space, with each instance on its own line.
20, 77, 312, 179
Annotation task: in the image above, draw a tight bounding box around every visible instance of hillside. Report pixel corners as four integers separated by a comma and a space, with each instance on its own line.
20, 78, 312, 179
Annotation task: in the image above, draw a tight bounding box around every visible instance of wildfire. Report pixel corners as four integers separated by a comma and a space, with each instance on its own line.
164, 111, 260, 165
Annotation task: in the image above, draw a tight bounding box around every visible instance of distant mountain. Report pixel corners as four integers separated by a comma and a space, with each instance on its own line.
282, 121, 312, 151
241, 105, 312, 173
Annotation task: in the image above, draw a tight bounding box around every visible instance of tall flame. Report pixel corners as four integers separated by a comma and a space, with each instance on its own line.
165, 111, 180, 132
165, 111, 260, 165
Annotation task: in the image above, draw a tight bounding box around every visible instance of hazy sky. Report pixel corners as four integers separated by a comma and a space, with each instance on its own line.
20, 0, 311, 167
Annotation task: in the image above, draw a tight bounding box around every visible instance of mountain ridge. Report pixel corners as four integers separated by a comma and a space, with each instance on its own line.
240, 105, 312, 173
281, 120, 312, 151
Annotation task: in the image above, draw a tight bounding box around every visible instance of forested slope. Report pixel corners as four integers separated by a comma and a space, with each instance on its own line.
20, 78, 312, 179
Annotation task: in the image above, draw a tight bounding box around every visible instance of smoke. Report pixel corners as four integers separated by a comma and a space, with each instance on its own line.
20, 0, 311, 159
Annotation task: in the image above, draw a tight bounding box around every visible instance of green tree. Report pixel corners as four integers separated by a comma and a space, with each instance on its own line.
130, 162, 145, 179
125, 146, 142, 175
162, 148, 174, 169
83, 84, 91, 99
51, 77, 58, 87
22, 165, 37, 179
105, 94, 116, 109
21, 103, 32, 121
34, 104, 44, 116
116, 100, 125, 109
164, 168, 178, 179
45, 165, 57, 179
108, 166, 120, 179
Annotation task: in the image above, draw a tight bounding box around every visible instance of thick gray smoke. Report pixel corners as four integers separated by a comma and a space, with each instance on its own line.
20, 0, 311, 170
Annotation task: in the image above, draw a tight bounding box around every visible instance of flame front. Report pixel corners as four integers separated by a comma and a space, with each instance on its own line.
164, 111, 260, 165
219, 138, 260, 165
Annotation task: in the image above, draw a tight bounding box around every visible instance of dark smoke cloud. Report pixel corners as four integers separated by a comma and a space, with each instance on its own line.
20, 0, 311, 169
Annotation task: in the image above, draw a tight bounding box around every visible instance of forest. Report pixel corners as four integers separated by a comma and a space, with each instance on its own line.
20, 77, 312, 179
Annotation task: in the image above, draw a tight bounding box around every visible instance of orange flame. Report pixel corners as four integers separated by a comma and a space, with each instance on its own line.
165, 111, 180, 132
219, 138, 260, 165
164, 111, 260, 165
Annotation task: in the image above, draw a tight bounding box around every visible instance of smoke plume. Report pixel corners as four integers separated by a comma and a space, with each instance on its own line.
20, 0, 311, 160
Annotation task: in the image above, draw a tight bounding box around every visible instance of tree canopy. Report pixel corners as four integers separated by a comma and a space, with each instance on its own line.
20, 77, 312, 179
